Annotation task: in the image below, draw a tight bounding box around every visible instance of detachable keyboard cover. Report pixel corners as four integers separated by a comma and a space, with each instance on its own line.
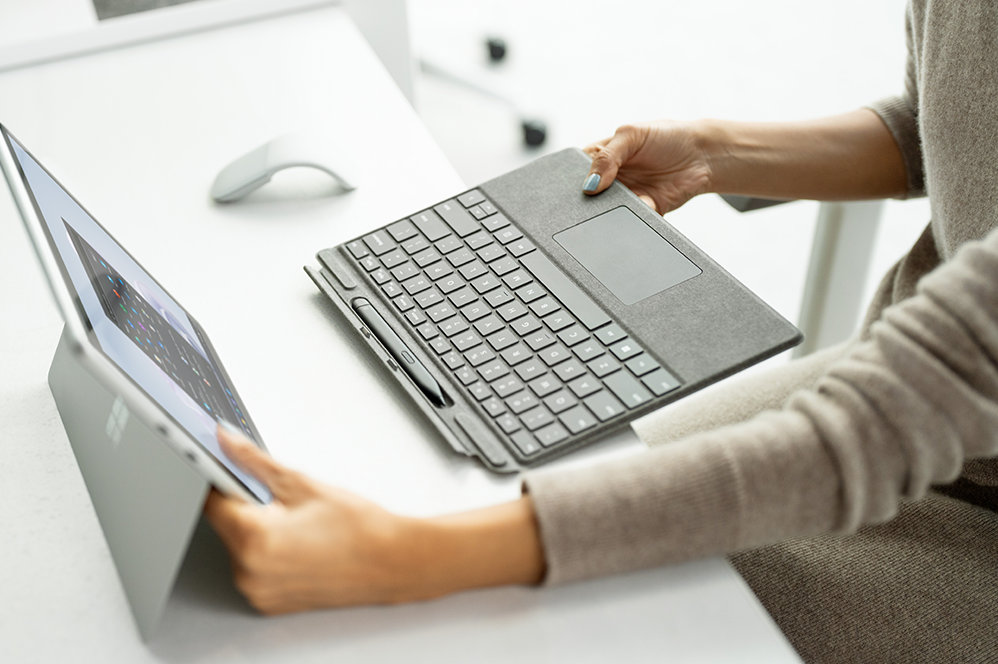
306, 148, 801, 473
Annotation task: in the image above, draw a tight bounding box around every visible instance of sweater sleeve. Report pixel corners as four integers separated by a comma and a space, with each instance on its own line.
522, 225, 998, 585
867, 4, 925, 198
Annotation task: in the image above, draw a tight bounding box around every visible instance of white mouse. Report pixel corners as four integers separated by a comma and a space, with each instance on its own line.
210, 134, 357, 203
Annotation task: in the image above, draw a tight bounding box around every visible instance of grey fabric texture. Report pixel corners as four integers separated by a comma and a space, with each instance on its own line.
523, 1, 998, 658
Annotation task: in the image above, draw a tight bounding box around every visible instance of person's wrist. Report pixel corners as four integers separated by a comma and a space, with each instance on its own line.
690, 118, 732, 195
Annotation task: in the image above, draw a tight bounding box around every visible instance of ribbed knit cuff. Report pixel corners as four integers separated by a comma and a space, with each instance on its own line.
867, 95, 925, 199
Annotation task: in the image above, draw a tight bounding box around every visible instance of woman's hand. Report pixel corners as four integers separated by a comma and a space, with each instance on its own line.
582, 120, 714, 214
205, 426, 546, 614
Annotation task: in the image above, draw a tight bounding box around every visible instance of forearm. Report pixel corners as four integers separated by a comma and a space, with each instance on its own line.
697, 108, 908, 201
402, 496, 546, 600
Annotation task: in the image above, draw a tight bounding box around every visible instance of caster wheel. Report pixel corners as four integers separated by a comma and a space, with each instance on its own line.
521, 119, 547, 147
486, 37, 507, 63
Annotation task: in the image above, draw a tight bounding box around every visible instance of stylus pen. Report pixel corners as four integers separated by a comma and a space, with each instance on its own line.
351, 298, 450, 408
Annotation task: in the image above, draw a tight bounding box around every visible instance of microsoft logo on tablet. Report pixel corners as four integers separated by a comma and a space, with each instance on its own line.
105, 396, 130, 446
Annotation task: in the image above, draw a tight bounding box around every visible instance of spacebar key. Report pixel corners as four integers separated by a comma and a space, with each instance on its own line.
520, 251, 610, 330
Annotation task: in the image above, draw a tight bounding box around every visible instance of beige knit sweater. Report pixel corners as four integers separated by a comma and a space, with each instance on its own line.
523, 0, 998, 584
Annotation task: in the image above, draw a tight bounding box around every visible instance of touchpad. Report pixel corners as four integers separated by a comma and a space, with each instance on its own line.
554, 206, 701, 305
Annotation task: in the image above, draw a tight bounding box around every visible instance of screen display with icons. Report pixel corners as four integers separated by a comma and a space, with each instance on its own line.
4, 129, 271, 503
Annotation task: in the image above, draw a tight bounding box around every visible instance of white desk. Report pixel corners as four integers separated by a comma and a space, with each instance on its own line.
0, 6, 800, 662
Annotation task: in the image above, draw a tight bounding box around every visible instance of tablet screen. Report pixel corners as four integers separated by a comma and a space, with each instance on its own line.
4, 130, 271, 504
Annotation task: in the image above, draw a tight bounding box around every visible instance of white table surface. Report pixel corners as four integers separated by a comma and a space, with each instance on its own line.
0, 6, 800, 662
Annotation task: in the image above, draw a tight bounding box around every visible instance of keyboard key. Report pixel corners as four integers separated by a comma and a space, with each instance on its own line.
459, 261, 489, 280
370, 268, 391, 284
430, 336, 451, 354
442, 351, 465, 370
438, 316, 468, 337
393, 294, 414, 313
455, 366, 477, 385
487, 329, 518, 351
435, 200, 480, 237
482, 211, 510, 232
448, 287, 477, 308
405, 309, 426, 326
472, 275, 502, 294
610, 339, 643, 361
402, 235, 430, 255
516, 283, 545, 303
584, 392, 626, 422
510, 430, 541, 456
543, 310, 574, 332
496, 413, 521, 435
425, 262, 454, 281
497, 301, 529, 322
559, 405, 598, 435
604, 372, 652, 408
481, 397, 506, 417
568, 375, 601, 399
528, 375, 560, 398
502, 269, 532, 289
483, 287, 513, 306
573, 340, 605, 362
469, 204, 489, 220
529, 296, 559, 317
520, 251, 611, 331
346, 240, 369, 259
447, 248, 476, 267
535, 422, 569, 447
466, 231, 493, 250
478, 360, 509, 382
387, 219, 418, 242
411, 209, 450, 241
414, 289, 443, 308
521, 406, 555, 431
403, 276, 432, 296
360, 256, 380, 271
363, 230, 396, 256
465, 346, 496, 367
416, 322, 438, 340
493, 376, 524, 398
507, 238, 536, 258
595, 323, 627, 346
509, 315, 542, 336
457, 189, 486, 207
553, 359, 585, 381
524, 331, 556, 351
413, 248, 442, 268
494, 226, 524, 245
642, 368, 681, 396
515, 358, 546, 381
461, 301, 491, 322
544, 390, 577, 414
476, 244, 505, 263
500, 343, 531, 366
537, 344, 572, 366
588, 355, 621, 378
452, 331, 482, 352
480, 201, 498, 216
435, 236, 462, 255
557, 324, 589, 347
468, 382, 492, 401
473, 314, 504, 336
390, 263, 419, 282
506, 391, 539, 414
382, 281, 403, 298
427, 303, 457, 322
437, 275, 464, 294
625, 354, 659, 376
490, 256, 518, 276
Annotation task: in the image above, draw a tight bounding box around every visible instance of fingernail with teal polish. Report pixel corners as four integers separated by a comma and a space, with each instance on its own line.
582, 173, 600, 192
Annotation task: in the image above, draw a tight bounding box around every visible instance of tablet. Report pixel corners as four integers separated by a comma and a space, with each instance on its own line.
0, 125, 271, 504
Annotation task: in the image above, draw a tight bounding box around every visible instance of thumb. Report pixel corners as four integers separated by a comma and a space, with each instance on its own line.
217, 423, 312, 504
582, 125, 645, 196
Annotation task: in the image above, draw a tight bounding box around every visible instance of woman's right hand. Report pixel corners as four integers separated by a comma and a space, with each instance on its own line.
582, 120, 715, 214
